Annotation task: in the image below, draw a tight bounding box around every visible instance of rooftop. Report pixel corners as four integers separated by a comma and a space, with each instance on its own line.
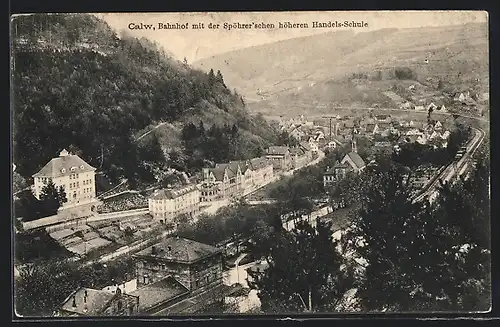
134, 237, 222, 264
150, 184, 199, 200
60, 287, 116, 316
344, 152, 366, 169
33, 149, 96, 178
129, 276, 189, 311
266, 146, 290, 156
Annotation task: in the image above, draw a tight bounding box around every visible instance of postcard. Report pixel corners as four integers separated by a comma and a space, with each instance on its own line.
11, 11, 490, 318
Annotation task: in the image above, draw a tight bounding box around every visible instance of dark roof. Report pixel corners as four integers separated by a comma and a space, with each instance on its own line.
344, 152, 366, 169
130, 277, 189, 311
299, 142, 312, 152
60, 287, 115, 316
150, 184, 199, 200
375, 114, 390, 120
249, 157, 271, 170
365, 123, 377, 132
290, 147, 305, 156
33, 150, 96, 178
266, 146, 290, 156
134, 237, 222, 264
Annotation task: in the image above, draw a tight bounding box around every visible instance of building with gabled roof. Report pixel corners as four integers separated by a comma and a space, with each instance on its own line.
58, 286, 139, 317
265, 146, 291, 171
148, 184, 201, 224
32, 149, 101, 220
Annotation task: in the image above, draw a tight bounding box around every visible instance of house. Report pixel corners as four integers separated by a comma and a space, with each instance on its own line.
307, 138, 319, 153
148, 185, 201, 224
427, 102, 438, 111
439, 104, 447, 111
299, 142, 314, 158
415, 105, 425, 111
290, 147, 310, 169
375, 123, 391, 136
58, 287, 140, 317
364, 123, 379, 135
265, 146, 292, 171
416, 134, 428, 145
400, 101, 414, 110
247, 157, 274, 189
289, 126, 306, 141
434, 121, 443, 131
441, 130, 451, 140
60, 237, 225, 316
32, 149, 101, 219
429, 130, 442, 140
408, 84, 416, 91
132, 237, 224, 315
323, 163, 349, 189
200, 161, 244, 202
374, 114, 391, 123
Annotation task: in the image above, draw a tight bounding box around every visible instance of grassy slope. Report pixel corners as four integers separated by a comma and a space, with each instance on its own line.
194, 23, 488, 117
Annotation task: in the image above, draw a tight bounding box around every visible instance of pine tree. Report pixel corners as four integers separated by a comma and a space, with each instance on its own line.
39, 180, 67, 216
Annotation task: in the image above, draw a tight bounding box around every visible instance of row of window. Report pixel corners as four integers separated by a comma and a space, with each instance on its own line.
37, 177, 51, 184
69, 173, 79, 180
70, 181, 80, 189
83, 187, 93, 193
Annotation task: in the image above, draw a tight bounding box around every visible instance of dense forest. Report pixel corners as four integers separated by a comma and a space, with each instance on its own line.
12, 14, 280, 188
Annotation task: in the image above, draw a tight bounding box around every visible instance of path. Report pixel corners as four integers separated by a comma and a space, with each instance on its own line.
136, 122, 166, 141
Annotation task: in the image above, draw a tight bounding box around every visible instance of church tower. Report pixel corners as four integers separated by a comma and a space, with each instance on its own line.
351, 137, 357, 153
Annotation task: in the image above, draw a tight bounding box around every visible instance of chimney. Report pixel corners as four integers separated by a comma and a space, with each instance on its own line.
151, 246, 157, 255
59, 149, 69, 157
84, 290, 87, 303
72, 296, 77, 308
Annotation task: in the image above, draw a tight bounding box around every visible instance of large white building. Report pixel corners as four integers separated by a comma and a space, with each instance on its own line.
32, 149, 100, 218
148, 184, 201, 224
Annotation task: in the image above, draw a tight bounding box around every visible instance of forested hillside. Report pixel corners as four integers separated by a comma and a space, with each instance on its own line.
12, 14, 280, 188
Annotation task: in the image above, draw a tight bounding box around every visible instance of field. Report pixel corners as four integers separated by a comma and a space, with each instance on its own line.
46, 214, 164, 258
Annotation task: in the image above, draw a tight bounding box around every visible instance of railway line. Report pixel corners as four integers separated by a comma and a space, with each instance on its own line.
412, 126, 485, 204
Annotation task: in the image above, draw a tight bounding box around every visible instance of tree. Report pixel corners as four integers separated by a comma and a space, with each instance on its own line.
248, 219, 349, 313
39, 180, 67, 216
344, 160, 490, 312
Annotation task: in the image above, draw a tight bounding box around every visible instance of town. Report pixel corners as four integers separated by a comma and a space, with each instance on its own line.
12, 12, 490, 318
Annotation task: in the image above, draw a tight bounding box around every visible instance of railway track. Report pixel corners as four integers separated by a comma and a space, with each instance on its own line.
411, 127, 485, 204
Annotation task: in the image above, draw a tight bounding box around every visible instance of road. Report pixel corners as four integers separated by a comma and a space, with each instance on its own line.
412, 126, 485, 204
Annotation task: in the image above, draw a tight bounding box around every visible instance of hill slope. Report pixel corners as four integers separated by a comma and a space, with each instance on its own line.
12, 14, 281, 187
193, 23, 488, 115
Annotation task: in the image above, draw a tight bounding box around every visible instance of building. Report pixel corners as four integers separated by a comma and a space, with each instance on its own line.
247, 157, 274, 188
58, 287, 140, 317
32, 149, 100, 219
132, 237, 225, 314
323, 163, 349, 189
265, 146, 292, 171
374, 114, 391, 123
59, 237, 224, 316
289, 147, 310, 170
148, 184, 201, 224
200, 162, 241, 202
375, 123, 391, 137
340, 140, 366, 173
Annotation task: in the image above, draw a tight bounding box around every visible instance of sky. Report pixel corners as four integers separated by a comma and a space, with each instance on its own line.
97, 11, 488, 63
